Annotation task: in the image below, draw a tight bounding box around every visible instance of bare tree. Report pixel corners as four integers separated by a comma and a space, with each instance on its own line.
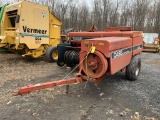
0, 0, 159, 33
92, 0, 102, 30
154, 0, 160, 37
109, 0, 121, 27
78, 4, 91, 30
101, 0, 111, 29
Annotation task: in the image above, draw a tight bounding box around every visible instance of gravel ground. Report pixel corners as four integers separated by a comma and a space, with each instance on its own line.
0, 51, 159, 120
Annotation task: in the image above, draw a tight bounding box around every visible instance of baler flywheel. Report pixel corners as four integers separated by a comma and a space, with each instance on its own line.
82, 51, 108, 79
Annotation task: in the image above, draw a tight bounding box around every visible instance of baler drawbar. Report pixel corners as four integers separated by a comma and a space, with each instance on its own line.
13, 76, 86, 95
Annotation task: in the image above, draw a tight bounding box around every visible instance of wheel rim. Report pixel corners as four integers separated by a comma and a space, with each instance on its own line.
135, 63, 140, 76
52, 50, 58, 60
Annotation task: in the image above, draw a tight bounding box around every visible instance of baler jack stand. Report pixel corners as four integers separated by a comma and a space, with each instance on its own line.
13, 76, 86, 96
66, 85, 70, 94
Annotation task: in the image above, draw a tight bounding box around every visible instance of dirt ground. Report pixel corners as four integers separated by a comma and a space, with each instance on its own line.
0, 51, 159, 120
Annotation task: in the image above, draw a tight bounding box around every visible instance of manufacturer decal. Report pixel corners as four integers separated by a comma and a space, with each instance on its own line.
84, 41, 89, 47
42, 12, 46, 18
35, 37, 41, 44
22, 26, 47, 34
133, 44, 143, 51
112, 48, 132, 59
111, 44, 142, 59
99, 43, 104, 46
72, 37, 82, 40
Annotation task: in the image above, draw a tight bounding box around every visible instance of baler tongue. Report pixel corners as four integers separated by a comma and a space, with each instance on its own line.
13, 76, 86, 96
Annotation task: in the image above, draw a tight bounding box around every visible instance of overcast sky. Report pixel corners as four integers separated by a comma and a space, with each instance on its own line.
85, 0, 93, 5
78, 0, 93, 8
1, 0, 93, 6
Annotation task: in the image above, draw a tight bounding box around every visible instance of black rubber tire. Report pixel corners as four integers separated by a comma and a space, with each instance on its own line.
45, 46, 58, 62
65, 51, 74, 67
126, 55, 141, 81
65, 51, 76, 67
57, 59, 65, 66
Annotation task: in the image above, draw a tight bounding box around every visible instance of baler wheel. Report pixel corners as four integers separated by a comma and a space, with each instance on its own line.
57, 59, 65, 66
82, 51, 108, 78
64, 51, 79, 67
46, 46, 58, 62
126, 55, 141, 81
65, 51, 73, 67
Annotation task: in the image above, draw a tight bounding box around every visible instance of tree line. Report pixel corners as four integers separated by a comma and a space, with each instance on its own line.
1, 0, 160, 36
